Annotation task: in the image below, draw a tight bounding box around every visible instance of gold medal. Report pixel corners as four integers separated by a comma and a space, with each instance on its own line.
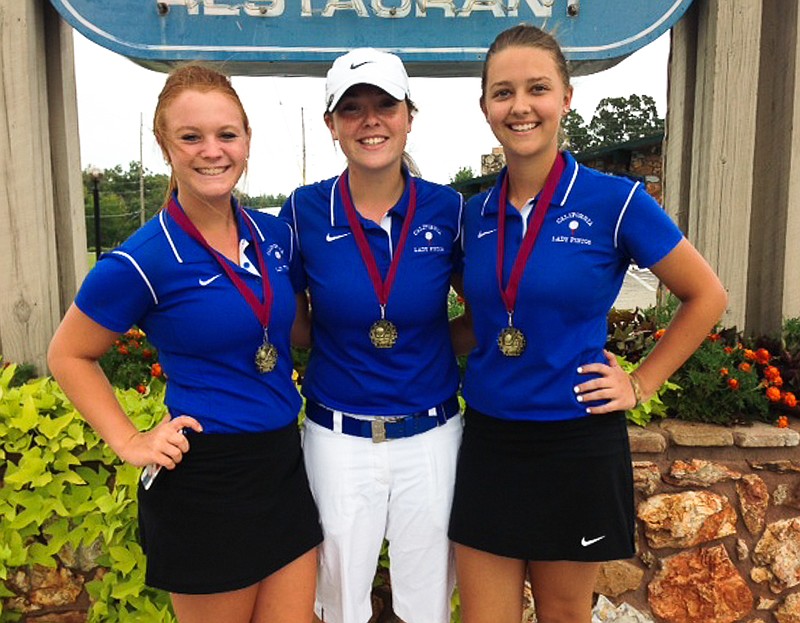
498, 312, 526, 356
497, 326, 526, 356
255, 330, 278, 373
370, 318, 398, 349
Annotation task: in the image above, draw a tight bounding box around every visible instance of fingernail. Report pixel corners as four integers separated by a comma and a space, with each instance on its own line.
585, 407, 592, 414
573, 385, 580, 394
576, 366, 583, 373
576, 395, 583, 403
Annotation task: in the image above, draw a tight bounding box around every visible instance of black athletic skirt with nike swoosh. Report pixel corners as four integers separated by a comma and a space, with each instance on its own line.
138, 422, 323, 594
448, 406, 635, 562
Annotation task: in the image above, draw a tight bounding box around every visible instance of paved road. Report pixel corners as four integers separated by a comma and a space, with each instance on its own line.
614, 266, 659, 310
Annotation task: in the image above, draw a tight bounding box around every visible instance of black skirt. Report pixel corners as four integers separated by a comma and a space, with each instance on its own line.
448, 407, 635, 562
138, 423, 322, 594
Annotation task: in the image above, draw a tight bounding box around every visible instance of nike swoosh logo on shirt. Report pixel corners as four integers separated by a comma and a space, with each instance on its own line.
198, 274, 223, 286
581, 535, 606, 547
477, 228, 497, 238
326, 232, 352, 242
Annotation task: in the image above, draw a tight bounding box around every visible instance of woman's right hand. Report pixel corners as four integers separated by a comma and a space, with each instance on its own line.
118, 414, 203, 469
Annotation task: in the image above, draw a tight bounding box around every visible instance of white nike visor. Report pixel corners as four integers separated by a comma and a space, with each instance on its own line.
325, 48, 411, 113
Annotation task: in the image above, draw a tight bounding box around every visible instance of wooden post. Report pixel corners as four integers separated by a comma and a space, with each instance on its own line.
0, 0, 86, 373
664, 0, 800, 333
785, 3, 800, 320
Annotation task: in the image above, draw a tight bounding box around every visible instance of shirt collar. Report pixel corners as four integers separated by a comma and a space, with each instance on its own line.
329, 167, 413, 229
160, 192, 258, 264
481, 151, 579, 218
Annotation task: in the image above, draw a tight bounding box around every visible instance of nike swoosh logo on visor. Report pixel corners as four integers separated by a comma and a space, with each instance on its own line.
350, 61, 373, 70
326, 232, 352, 242
198, 274, 223, 286
581, 535, 606, 547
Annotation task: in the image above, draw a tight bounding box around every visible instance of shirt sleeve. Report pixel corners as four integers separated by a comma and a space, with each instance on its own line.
616, 184, 684, 268
279, 192, 308, 292
74, 251, 157, 333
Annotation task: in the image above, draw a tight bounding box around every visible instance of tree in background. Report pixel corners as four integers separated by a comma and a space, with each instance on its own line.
237, 192, 288, 210
450, 166, 476, 184
83, 165, 290, 251
83, 163, 169, 250
562, 109, 592, 152
586, 94, 664, 148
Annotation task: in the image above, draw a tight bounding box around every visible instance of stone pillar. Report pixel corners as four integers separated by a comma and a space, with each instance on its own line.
665, 0, 800, 334
0, 0, 86, 373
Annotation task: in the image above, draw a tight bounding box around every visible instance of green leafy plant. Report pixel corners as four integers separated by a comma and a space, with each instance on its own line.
0, 360, 38, 388
0, 363, 175, 622
661, 332, 774, 425
99, 328, 162, 391
616, 355, 677, 427
606, 307, 658, 364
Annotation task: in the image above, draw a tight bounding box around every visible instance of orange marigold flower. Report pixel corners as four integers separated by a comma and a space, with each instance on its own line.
766, 386, 782, 402
142, 349, 153, 360
784, 392, 797, 409
151, 363, 163, 378
738, 362, 752, 373
743, 349, 756, 361
654, 329, 666, 341
720, 368, 729, 377
728, 378, 740, 390
777, 416, 789, 429
755, 348, 771, 365
136, 384, 146, 394
708, 333, 721, 342
117, 346, 129, 356
723, 346, 733, 354
765, 366, 781, 381
773, 376, 784, 388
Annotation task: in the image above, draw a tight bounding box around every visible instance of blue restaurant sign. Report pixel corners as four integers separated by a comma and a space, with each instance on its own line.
50, 0, 694, 76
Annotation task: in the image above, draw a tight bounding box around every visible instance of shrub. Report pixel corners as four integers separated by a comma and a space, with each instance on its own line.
99, 328, 161, 391
616, 355, 677, 427
0, 363, 175, 622
661, 331, 774, 425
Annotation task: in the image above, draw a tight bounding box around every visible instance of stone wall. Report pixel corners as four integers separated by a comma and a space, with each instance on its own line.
6, 419, 799, 623
602, 419, 800, 623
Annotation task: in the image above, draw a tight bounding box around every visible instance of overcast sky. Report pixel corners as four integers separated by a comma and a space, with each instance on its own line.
73, 31, 669, 198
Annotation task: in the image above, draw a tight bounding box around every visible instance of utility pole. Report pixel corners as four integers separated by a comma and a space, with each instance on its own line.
301, 106, 306, 186
139, 113, 146, 226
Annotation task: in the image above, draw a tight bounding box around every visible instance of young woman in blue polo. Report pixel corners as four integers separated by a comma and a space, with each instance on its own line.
281, 49, 464, 623
447, 25, 728, 623
48, 65, 321, 623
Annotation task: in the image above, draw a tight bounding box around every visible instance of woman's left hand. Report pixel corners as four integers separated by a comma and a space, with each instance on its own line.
574, 350, 637, 414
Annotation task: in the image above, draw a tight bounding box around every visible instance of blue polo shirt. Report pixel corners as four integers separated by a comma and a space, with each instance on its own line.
75, 198, 302, 433
282, 173, 463, 415
462, 151, 683, 422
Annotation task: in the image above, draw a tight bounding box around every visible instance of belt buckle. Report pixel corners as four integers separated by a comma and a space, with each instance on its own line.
371, 419, 387, 443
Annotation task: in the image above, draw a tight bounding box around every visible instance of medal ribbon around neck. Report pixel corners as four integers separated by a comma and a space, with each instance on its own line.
338, 170, 417, 347
496, 152, 566, 328
167, 196, 277, 371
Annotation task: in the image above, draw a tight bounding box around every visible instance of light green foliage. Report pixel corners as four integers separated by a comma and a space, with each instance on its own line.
0, 365, 175, 621
616, 355, 678, 427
